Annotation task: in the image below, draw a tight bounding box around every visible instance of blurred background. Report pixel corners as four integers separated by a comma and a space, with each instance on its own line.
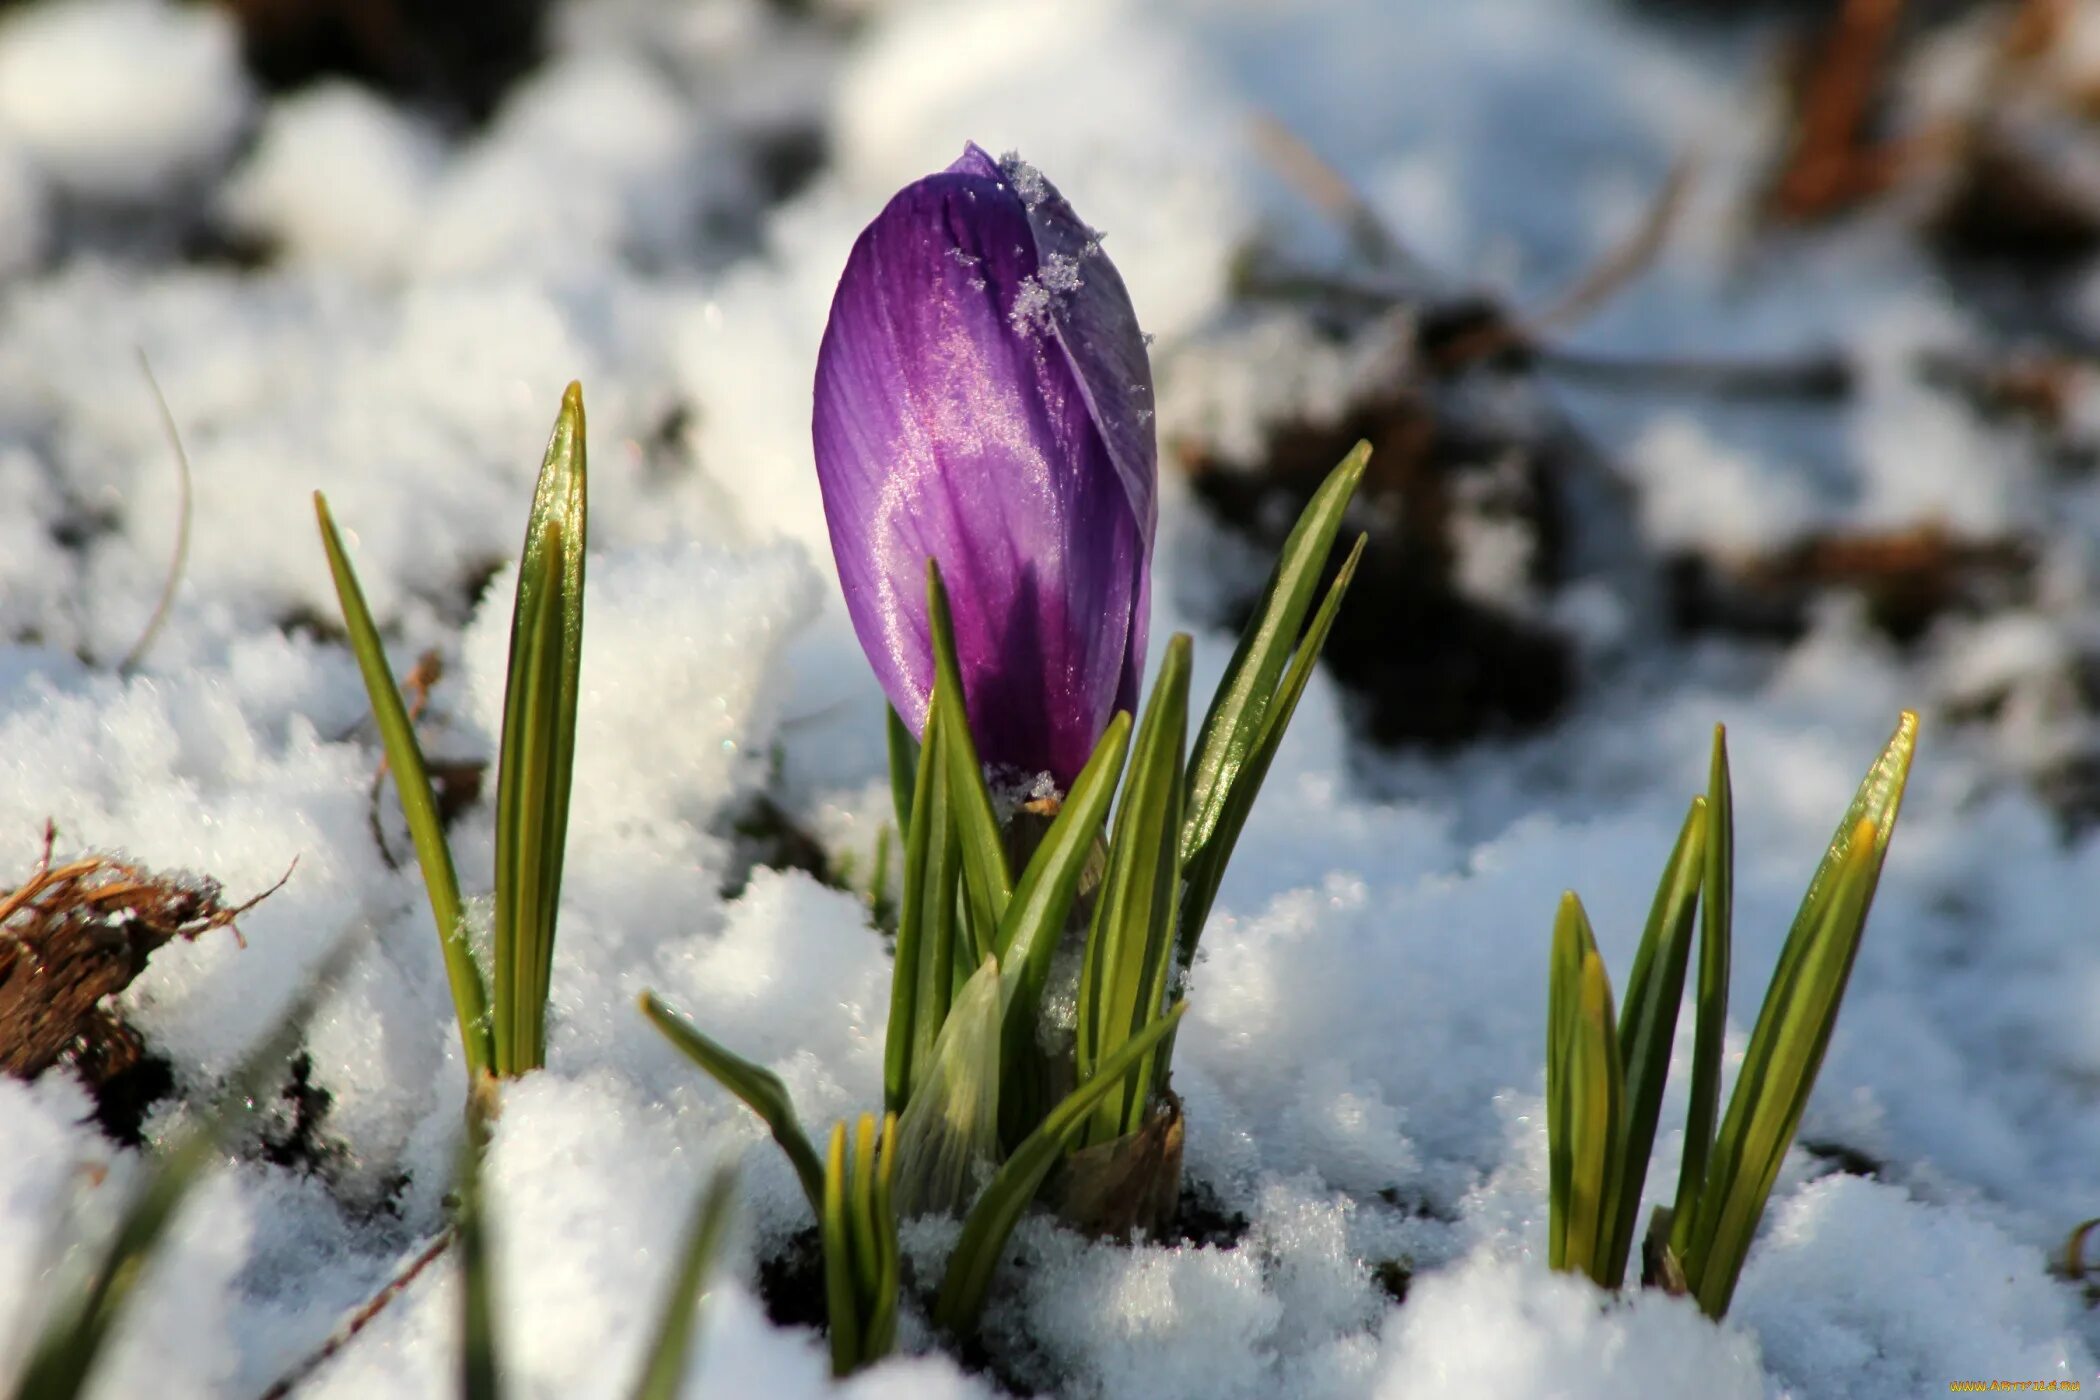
1, 0, 2098, 828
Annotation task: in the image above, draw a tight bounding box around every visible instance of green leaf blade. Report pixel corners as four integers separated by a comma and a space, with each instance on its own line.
1546, 893, 1623, 1287
15, 934, 365, 1400
630, 1167, 737, 1400
1183, 442, 1368, 868
934, 1002, 1188, 1336
865, 1114, 901, 1365
1181, 531, 1368, 959
1683, 712, 1917, 1318
315, 492, 490, 1079
491, 383, 588, 1076
1076, 636, 1190, 1145
994, 712, 1131, 1146
886, 707, 917, 839
1604, 796, 1707, 1289
1670, 725, 1734, 1266
817, 1112, 898, 1377
820, 1122, 862, 1378
996, 711, 1131, 1003
1691, 821, 1880, 1317
640, 992, 825, 1218
924, 561, 1012, 961
888, 695, 962, 1113
457, 1128, 503, 1400
1546, 893, 1579, 1272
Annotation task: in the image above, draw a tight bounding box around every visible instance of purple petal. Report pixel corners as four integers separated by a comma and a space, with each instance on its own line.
946, 143, 1002, 181
983, 144, 1157, 714
813, 148, 1153, 783
985, 145, 1156, 552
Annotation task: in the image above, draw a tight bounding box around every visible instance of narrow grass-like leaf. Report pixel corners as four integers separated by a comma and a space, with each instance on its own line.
1547, 893, 1623, 1285
1670, 725, 1734, 1265
873, 1116, 898, 1360
640, 992, 824, 1217
1180, 533, 1368, 958
892, 957, 1003, 1219
1077, 636, 1190, 1146
1546, 894, 1580, 1270
12, 1130, 217, 1400
1602, 796, 1707, 1288
996, 711, 1132, 1006
849, 1116, 881, 1301
1689, 821, 1881, 1316
491, 382, 587, 1076
818, 1112, 898, 1377
630, 1167, 737, 1400
887, 694, 961, 1113
994, 712, 1132, 1145
820, 1122, 862, 1376
886, 707, 917, 839
925, 561, 1011, 961
933, 1002, 1188, 1335
858, 1114, 900, 1365
1753, 713, 1916, 1008
867, 824, 894, 929
315, 492, 491, 1078
1183, 442, 1369, 869
457, 1129, 501, 1400
1683, 711, 1917, 1318
13, 933, 362, 1400
865, 1114, 900, 1365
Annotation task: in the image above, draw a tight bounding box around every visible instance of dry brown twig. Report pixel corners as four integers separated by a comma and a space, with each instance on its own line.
1249, 115, 1697, 357
254, 1227, 457, 1400
1769, 0, 1915, 222
1999, 0, 2073, 72
113, 354, 195, 676
1246, 117, 1856, 402
1430, 154, 1699, 372
1249, 112, 1415, 270
1528, 157, 1697, 336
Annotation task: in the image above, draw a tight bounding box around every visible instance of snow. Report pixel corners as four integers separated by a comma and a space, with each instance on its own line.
416, 51, 748, 279
0, 140, 48, 277
1375, 1255, 1767, 1399
219, 85, 446, 280
1627, 414, 1818, 558
0, 0, 250, 203
0, 0, 2096, 1396
1734, 1176, 2085, 1396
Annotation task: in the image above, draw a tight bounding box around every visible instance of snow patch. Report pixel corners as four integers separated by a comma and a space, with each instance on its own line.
0, 0, 249, 201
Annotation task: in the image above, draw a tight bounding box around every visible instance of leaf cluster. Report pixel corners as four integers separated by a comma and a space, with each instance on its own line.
316, 383, 589, 1085
644, 443, 1370, 1362
1547, 714, 1918, 1317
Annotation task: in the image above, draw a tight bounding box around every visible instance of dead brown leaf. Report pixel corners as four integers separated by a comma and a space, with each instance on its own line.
0, 823, 288, 1081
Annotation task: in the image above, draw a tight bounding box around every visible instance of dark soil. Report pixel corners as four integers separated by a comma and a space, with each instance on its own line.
1180, 349, 1582, 750
78, 1020, 174, 1146
1800, 1137, 1888, 1181
757, 1223, 829, 1335
216, 0, 550, 127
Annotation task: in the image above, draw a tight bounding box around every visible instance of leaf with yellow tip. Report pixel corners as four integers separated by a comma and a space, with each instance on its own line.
1680, 713, 1917, 1318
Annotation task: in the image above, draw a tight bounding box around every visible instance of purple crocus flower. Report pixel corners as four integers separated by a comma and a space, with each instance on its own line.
813, 142, 1156, 786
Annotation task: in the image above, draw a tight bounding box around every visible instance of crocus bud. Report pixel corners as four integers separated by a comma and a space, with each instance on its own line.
813, 142, 1156, 786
